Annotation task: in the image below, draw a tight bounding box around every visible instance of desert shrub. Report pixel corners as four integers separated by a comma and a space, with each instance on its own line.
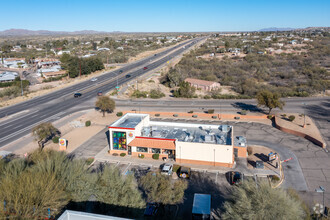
116, 112, 123, 117
85, 120, 91, 127
188, 110, 194, 113
120, 153, 126, 157
241, 110, 247, 115
282, 114, 287, 117
204, 95, 211, 99
267, 115, 273, 119
149, 89, 165, 99
212, 116, 217, 119
173, 114, 178, 117
234, 116, 240, 120
208, 109, 215, 114
86, 157, 94, 165
112, 153, 118, 156
139, 154, 145, 159
155, 113, 160, 117
131, 90, 148, 98
152, 154, 159, 160
247, 146, 253, 156
52, 136, 60, 143
271, 175, 280, 182
192, 115, 198, 118
172, 164, 181, 173
288, 115, 295, 121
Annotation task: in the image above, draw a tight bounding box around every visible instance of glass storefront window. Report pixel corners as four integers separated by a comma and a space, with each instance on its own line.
112, 131, 127, 150
151, 148, 160, 154
137, 147, 148, 153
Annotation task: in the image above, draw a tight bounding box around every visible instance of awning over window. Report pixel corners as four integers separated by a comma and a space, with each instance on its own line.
129, 137, 175, 150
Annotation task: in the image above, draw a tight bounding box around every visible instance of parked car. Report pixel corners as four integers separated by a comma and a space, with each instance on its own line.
74, 93, 82, 98
230, 171, 243, 185
144, 203, 159, 216
125, 74, 131, 78
97, 91, 103, 96
91, 77, 97, 82
143, 66, 148, 70
179, 166, 191, 179
161, 164, 173, 175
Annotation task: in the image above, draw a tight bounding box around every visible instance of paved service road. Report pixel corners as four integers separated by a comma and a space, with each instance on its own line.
0, 37, 206, 147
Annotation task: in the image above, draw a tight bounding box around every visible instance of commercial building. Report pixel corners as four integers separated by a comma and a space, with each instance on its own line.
109, 113, 247, 168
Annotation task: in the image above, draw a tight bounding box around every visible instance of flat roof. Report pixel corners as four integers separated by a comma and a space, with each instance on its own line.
110, 113, 148, 129
58, 210, 131, 220
234, 136, 247, 147
192, 194, 211, 215
141, 121, 232, 145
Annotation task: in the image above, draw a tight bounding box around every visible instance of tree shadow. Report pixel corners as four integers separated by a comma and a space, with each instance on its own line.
177, 171, 229, 220
231, 102, 265, 113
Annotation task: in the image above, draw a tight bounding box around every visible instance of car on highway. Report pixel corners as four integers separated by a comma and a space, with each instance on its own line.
125, 74, 131, 78
91, 77, 97, 82
74, 93, 82, 98
161, 164, 173, 175
179, 166, 191, 179
143, 66, 148, 70
119, 70, 123, 73
97, 91, 103, 96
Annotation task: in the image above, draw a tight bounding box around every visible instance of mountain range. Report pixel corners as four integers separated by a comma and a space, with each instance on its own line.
258, 27, 296, 32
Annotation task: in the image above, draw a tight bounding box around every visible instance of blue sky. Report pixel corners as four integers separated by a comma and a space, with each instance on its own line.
1, 0, 329, 32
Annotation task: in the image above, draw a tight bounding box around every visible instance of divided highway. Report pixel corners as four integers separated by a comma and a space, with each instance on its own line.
0, 37, 205, 147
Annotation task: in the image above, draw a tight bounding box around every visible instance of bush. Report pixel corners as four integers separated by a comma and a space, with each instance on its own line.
152, 154, 159, 160
139, 154, 145, 159
203, 95, 211, 99
188, 110, 194, 113
282, 114, 287, 117
149, 89, 165, 99
212, 115, 217, 119
86, 157, 94, 165
192, 115, 198, 118
52, 136, 59, 143
241, 110, 247, 115
271, 175, 280, 182
247, 146, 253, 156
173, 114, 178, 117
120, 153, 126, 157
155, 113, 160, 117
234, 116, 240, 120
112, 153, 118, 156
172, 164, 180, 173
267, 115, 273, 119
131, 90, 148, 98
207, 109, 214, 114
116, 112, 123, 117
85, 120, 91, 127
288, 115, 295, 122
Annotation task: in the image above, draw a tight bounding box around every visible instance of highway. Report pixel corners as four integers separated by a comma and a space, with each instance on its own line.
0, 37, 205, 147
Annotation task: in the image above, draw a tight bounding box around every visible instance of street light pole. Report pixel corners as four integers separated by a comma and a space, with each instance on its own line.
302, 102, 306, 128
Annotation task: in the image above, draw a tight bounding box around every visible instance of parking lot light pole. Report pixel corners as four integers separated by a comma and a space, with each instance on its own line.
315, 186, 325, 217
302, 102, 306, 128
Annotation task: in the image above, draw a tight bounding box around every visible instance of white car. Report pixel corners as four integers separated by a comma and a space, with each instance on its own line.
161, 164, 173, 175
91, 77, 97, 82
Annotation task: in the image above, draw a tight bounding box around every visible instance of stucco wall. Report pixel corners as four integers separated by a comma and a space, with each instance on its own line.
176, 141, 233, 164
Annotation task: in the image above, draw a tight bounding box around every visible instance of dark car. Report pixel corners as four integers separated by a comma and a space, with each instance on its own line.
74, 93, 82, 98
143, 66, 148, 70
119, 70, 123, 73
144, 203, 159, 216
125, 74, 131, 78
179, 166, 191, 179
97, 91, 103, 96
230, 171, 243, 185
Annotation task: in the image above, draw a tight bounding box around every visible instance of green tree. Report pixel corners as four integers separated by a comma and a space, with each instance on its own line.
95, 96, 116, 117
256, 90, 285, 114
173, 81, 196, 98
139, 172, 187, 206
95, 166, 145, 214
221, 180, 306, 220
32, 122, 59, 150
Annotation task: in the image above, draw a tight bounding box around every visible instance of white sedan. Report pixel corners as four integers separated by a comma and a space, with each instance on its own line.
91, 77, 97, 82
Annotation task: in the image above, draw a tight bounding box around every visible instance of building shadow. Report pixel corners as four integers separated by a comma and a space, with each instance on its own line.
254, 153, 268, 162
231, 102, 264, 113
105, 130, 110, 147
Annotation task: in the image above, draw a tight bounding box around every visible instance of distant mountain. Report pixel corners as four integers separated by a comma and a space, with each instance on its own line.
0, 29, 110, 36
258, 27, 296, 32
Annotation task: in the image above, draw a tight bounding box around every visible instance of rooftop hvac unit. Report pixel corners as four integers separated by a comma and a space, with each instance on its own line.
152, 130, 161, 137
205, 135, 213, 142
238, 136, 244, 141
222, 125, 228, 132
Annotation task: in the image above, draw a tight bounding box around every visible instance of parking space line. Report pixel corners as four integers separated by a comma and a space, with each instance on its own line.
122, 163, 132, 175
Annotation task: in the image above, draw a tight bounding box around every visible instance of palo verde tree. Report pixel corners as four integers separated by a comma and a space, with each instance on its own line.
221, 179, 307, 220
256, 90, 285, 114
95, 96, 115, 117
32, 122, 60, 150
139, 172, 188, 206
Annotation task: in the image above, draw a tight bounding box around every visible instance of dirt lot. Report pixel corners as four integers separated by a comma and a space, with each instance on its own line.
247, 145, 280, 172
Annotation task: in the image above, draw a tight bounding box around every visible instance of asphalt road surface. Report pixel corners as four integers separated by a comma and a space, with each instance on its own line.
0, 37, 206, 147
